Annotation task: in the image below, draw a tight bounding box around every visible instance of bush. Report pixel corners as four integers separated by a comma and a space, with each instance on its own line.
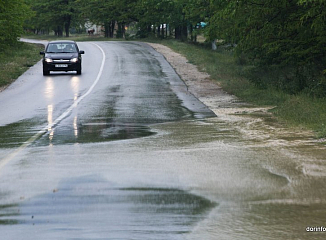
241, 63, 326, 98
0, 0, 31, 52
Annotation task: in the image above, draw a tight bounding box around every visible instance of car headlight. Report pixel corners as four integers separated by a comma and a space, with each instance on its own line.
70, 58, 78, 63
45, 58, 53, 63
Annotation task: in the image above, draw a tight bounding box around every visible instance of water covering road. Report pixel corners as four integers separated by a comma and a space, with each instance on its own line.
0, 41, 326, 239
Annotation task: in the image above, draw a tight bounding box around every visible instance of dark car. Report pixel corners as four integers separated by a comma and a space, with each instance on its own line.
40, 40, 85, 76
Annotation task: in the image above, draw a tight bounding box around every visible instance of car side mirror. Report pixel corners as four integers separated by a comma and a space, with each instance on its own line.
40, 51, 45, 55
79, 50, 85, 54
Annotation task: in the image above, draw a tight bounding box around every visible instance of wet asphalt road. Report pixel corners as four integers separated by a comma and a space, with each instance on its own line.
1, 41, 326, 240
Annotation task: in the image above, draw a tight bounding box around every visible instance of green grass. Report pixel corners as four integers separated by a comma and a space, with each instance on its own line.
0, 42, 44, 89
271, 95, 326, 138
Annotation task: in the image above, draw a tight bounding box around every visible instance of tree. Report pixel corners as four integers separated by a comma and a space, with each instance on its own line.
28, 0, 81, 37
137, 0, 189, 40
205, 0, 326, 94
0, 0, 31, 50
183, 0, 210, 42
77, 0, 115, 38
77, 0, 139, 39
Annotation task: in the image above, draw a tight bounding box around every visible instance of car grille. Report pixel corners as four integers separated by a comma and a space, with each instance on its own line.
53, 59, 70, 62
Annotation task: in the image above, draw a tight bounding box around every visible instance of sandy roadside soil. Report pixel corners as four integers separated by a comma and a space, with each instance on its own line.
147, 43, 270, 116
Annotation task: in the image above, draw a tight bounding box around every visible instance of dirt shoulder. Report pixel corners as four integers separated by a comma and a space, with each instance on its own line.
147, 42, 318, 146
147, 43, 264, 114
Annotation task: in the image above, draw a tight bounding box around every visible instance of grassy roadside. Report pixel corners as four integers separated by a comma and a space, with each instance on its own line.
0, 42, 44, 90
155, 40, 326, 138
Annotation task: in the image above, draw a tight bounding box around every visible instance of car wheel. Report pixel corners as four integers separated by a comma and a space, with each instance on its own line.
76, 67, 82, 75
43, 68, 50, 76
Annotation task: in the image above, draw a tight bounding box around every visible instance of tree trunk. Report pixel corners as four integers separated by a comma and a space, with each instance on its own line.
117, 22, 123, 38
122, 23, 126, 39
110, 21, 115, 38
157, 25, 160, 38
175, 26, 181, 40
64, 20, 70, 37
161, 24, 164, 38
104, 22, 109, 38
181, 25, 187, 41
57, 26, 63, 37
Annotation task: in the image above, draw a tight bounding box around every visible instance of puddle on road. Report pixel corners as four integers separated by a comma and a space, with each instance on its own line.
0, 176, 216, 239
1, 107, 325, 239
0, 119, 43, 148
0, 204, 19, 225
119, 187, 217, 216
39, 121, 156, 146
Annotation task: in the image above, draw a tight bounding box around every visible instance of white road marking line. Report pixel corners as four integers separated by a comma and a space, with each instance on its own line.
0, 42, 106, 170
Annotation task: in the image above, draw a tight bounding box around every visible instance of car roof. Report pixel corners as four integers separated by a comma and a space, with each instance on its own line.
48, 40, 77, 44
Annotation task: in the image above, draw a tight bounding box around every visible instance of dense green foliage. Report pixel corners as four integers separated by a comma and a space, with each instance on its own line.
206, 0, 326, 96
27, 0, 83, 37
76, 0, 139, 38
0, 0, 31, 51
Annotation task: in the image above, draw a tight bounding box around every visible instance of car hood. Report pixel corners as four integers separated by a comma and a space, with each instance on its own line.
45, 53, 78, 59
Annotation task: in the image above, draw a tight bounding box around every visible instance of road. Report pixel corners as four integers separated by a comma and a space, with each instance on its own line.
0, 41, 326, 239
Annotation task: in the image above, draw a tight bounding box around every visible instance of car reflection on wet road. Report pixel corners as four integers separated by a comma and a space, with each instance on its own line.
0, 41, 326, 239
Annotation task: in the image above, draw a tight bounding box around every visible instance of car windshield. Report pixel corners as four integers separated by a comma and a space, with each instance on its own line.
46, 43, 77, 53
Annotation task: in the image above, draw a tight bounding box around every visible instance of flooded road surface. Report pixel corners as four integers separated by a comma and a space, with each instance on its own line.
1, 41, 326, 239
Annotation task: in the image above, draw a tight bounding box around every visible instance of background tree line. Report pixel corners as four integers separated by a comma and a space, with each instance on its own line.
0, 0, 31, 50
1, 0, 325, 97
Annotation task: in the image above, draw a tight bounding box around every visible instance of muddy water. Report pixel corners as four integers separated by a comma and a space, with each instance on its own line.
1, 114, 325, 239
147, 115, 326, 240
